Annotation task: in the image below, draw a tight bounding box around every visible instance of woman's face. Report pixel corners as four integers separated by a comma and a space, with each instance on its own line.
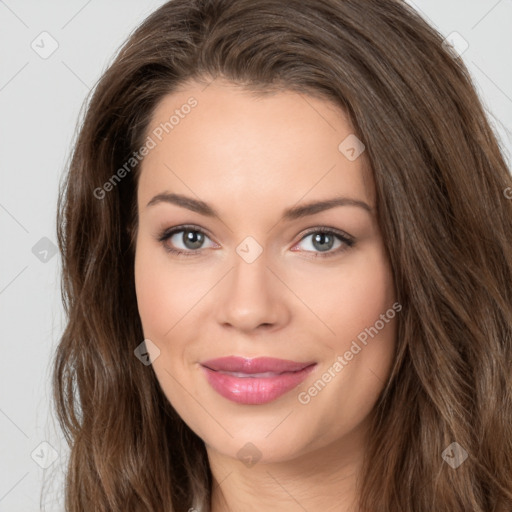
134, 79, 398, 465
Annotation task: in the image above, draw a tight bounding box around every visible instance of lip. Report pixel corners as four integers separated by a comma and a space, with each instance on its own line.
200, 356, 317, 405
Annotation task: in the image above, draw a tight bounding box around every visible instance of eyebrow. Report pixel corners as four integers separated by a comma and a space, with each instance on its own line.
146, 192, 373, 220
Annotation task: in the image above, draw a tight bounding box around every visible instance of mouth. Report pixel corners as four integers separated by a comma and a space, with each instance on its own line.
199, 356, 317, 405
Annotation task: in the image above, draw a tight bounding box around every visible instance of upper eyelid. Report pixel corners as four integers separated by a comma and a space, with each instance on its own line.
158, 224, 213, 241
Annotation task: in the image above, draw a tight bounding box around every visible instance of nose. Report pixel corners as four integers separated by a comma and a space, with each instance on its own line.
216, 250, 291, 333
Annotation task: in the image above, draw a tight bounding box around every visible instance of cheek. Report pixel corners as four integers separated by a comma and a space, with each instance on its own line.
134, 239, 179, 339
134, 239, 217, 347
134, 242, 208, 436
305, 245, 396, 351
330, 246, 397, 394
296, 248, 397, 439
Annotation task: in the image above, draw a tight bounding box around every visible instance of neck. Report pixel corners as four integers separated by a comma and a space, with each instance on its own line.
207, 425, 368, 512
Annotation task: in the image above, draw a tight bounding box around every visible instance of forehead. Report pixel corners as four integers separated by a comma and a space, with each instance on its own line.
137, 79, 374, 212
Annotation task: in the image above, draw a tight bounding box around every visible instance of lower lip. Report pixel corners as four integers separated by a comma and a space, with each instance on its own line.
200, 364, 317, 405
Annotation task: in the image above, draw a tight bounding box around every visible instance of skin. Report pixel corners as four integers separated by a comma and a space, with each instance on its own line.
134, 78, 398, 512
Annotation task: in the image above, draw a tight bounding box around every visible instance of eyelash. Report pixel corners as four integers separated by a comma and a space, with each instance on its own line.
157, 224, 355, 259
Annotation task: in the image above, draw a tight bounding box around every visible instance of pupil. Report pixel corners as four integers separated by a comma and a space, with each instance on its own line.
313, 233, 333, 252
183, 230, 204, 249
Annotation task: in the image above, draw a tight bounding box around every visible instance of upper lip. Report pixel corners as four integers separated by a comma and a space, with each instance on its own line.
200, 356, 316, 374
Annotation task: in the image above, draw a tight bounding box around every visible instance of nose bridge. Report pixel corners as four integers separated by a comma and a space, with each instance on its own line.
217, 243, 288, 331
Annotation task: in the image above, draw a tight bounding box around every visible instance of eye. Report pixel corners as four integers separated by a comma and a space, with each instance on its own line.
157, 225, 217, 256
292, 227, 355, 258
157, 225, 355, 259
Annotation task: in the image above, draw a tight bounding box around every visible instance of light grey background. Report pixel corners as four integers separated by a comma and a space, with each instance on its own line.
1, 1, 511, 510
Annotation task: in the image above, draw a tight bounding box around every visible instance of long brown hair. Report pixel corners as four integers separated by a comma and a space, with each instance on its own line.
52, 0, 512, 510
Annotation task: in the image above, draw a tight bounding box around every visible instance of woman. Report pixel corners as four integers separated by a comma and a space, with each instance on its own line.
53, 0, 512, 510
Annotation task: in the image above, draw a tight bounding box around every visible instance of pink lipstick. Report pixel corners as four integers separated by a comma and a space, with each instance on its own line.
200, 356, 316, 405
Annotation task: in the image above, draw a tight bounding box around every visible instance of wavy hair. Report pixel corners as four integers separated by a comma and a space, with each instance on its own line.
52, 0, 512, 510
